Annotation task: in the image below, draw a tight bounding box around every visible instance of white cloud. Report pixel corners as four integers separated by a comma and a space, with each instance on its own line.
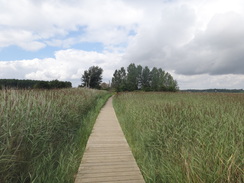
1, 0, 244, 89
0, 0, 142, 50
122, 0, 244, 88
0, 49, 122, 86
170, 11, 244, 75
174, 73, 244, 90
124, 3, 196, 66
0, 29, 45, 50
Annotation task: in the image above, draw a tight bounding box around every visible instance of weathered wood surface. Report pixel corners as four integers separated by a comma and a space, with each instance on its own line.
75, 97, 145, 183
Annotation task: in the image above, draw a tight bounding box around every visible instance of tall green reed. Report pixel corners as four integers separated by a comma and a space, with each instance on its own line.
113, 92, 244, 183
0, 88, 111, 183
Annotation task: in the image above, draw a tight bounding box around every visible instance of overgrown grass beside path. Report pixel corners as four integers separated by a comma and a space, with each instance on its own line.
0, 88, 111, 183
113, 92, 244, 183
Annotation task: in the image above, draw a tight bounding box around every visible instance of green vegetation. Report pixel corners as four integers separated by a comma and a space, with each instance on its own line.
0, 88, 111, 183
0, 79, 72, 89
81, 66, 103, 89
113, 92, 244, 183
112, 63, 178, 92
182, 89, 244, 93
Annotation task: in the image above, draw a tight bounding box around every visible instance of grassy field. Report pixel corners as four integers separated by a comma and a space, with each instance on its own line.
113, 92, 244, 183
0, 88, 111, 183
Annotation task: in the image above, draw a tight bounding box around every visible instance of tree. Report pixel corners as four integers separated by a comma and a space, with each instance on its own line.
49, 80, 72, 89
126, 63, 138, 91
150, 67, 159, 91
0, 79, 72, 89
112, 69, 120, 91
164, 72, 179, 91
119, 67, 127, 91
50, 80, 62, 88
81, 66, 103, 89
100, 82, 110, 90
111, 67, 127, 92
34, 81, 50, 89
158, 68, 166, 91
136, 65, 143, 89
111, 63, 179, 92
141, 66, 151, 91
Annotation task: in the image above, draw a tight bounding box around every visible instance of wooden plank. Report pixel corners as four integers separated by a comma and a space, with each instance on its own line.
76, 174, 144, 183
75, 97, 145, 183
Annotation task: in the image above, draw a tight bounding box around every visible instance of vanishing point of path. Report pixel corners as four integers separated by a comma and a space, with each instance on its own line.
75, 97, 145, 183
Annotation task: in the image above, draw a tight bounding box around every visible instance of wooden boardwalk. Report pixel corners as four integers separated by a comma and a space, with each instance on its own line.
75, 97, 145, 183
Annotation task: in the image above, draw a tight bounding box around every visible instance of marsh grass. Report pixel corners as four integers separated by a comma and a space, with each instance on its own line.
0, 88, 111, 183
113, 92, 244, 183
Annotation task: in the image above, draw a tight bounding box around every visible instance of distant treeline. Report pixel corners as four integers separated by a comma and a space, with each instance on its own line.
112, 63, 179, 92
182, 89, 244, 93
0, 79, 72, 89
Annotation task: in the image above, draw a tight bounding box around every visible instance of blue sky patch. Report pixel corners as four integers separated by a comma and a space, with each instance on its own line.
0, 45, 58, 61
0, 41, 104, 61
72, 42, 104, 52
65, 26, 87, 38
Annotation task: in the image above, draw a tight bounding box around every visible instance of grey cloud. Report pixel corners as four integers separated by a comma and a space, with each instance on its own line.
1, 0, 244, 89
124, 4, 196, 67
125, 9, 244, 77
174, 12, 244, 75
175, 73, 244, 90
195, 12, 244, 50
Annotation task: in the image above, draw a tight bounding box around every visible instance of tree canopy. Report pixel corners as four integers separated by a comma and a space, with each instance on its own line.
81, 66, 103, 89
112, 63, 179, 92
0, 79, 72, 89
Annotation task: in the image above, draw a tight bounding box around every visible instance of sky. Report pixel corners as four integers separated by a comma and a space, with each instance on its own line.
0, 0, 244, 89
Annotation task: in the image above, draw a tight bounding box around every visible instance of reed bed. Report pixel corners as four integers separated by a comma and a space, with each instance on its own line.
0, 88, 111, 183
113, 92, 244, 183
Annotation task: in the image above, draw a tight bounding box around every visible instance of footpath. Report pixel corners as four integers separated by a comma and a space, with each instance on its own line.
75, 97, 145, 183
